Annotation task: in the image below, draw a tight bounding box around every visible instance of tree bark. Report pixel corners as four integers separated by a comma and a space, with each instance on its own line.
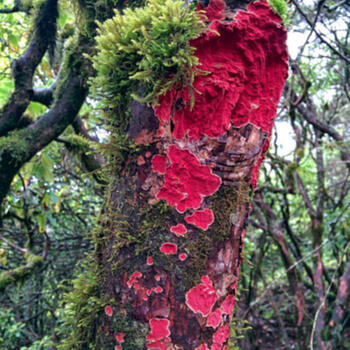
83, 1, 288, 349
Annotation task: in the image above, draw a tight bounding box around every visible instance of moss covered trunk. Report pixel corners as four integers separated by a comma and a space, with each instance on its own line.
69, 1, 288, 349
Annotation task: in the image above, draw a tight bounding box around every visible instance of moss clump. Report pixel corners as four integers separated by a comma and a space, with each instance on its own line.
57, 261, 102, 350
89, 0, 206, 115
268, 0, 288, 22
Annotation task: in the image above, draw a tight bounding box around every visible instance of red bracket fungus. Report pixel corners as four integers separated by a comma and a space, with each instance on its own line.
127, 271, 142, 289
159, 242, 178, 255
194, 344, 210, 350
146, 256, 154, 266
184, 209, 214, 231
156, 145, 221, 213
170, 223, 187, 237
206, 308, 223, 329
115, 333, 125, 343
151, 155, 167, 174
146, 318, 171, 349
212, 324, 230, 350
185, 275, 218, 317
178, 253, 188, 261
104, 305, 113, 317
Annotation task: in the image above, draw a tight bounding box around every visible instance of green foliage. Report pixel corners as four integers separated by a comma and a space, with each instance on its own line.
0, 309, 25, 350
57, 260, 102, 350
90, 0, 206, 115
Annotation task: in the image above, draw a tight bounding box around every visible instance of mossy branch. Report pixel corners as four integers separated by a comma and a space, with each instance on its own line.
0, 254, 44, 292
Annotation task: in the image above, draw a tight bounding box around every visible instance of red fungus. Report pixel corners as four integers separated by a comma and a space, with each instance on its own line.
115, 333, 125, 343
151, 155, 167, 174
184, 209, 214, 231
156, 146, 221, 213
221, 294, 235, 316
179, 253, 188, 261
185, 275, 218, 317
154, 286, 163, 294
154, 1, 288, 187
212, 324, 230, 350
114, 346, 122, 350
147, 256, 154, 266
127, 271, 142, 289
146, 318, 171, 341
160, 242, 178, 255
206, 308, 223, 329
104, 305, 113, 317
194, 344, 209, 350
146, 341, 167, 350
170, 223, 187, 237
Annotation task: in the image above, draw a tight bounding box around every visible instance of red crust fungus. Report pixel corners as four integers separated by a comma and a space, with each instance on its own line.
184, 209, 214, 231
221, 294, 235, 316
104, 305, 113, 317
185, 275, 218, 317
206, 308, 223, 329
212, 324, 230, 350
146, 256, 154, 266
194, 344, 210, 350
151, 155, 167, 174
154, 0, 288, 187
170, 223, 187, 237
114, 346, 122, 350
179, 253, 188, 261
160, 242, 178, 255
115, 333, 125, 343
156, 146, 221, 213
146, 318, 171, 342
154, 286, 163, 294
146, 341, 167, 350
127, 271, 142, 289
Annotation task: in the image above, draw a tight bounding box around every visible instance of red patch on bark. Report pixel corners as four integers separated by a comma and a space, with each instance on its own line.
198, 0, 226, 21
160, 242, 178, 255
170, 223, 187, 237
194, 345, 210, 350
179, 253, 188, 261
184, 209, 214, 231
221, 294, 235, 316
154, 1, 288, 186
127, 271, 142, 288
147, 256, 154, 266
154, 286, 163, 294
156, 145, 221, 213
104, 305, 113, 317
116, 333, 125, 343
206, 308, 223, 328
146, 318, 171, 341
146, 341, 167, 350
212, 324, 230, 350
114, 346, 122, 350
151, 155, 167, 174
185, 275, 218, 317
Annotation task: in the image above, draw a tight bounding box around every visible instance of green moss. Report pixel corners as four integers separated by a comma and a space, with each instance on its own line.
57, 260, 102, 350
89, 0, 206, 118
0, 254, 43, 291
268, 0, 288, 23
0, 129, 30, 166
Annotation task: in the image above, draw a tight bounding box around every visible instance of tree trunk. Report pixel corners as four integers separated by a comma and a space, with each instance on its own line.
72, 1, 288, 349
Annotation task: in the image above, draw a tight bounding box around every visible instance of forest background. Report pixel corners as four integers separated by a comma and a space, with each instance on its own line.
0, 0, 349, 349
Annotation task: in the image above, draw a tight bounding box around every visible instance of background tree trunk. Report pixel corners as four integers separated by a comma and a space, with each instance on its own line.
85, 2, 288, 349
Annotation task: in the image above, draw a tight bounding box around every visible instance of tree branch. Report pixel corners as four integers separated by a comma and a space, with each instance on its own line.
0, 0, 58, 137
